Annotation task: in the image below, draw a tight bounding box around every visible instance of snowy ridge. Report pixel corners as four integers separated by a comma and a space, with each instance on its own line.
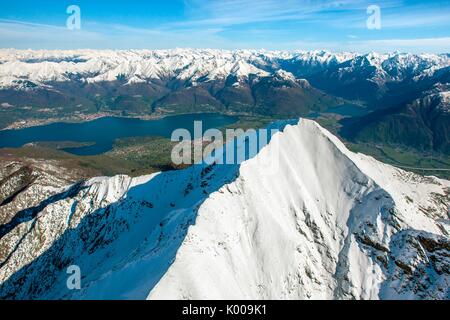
0, 49, 448, 90
149, 120, 449, 299
0, 119, 448, 300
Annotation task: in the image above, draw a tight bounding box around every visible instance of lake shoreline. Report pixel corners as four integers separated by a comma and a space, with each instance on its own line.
0, 110, 250, 132
1, 112, 166, 131
0, 113, 240, 156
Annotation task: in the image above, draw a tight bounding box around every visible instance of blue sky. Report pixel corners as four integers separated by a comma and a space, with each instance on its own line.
0, 0, 449, 52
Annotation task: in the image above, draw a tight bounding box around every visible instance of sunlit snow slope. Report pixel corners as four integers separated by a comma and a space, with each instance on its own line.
148, 120, 449, 300
0, 119, 448, 300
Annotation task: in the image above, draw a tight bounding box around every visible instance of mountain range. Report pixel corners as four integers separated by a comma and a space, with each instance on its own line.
0, 49, 448, 153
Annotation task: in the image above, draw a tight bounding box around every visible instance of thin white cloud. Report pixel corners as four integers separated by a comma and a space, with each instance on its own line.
0, 19, 231, 50
0, 1, 449, 53
364, 37, 450, 48
283, 37, 450, 53
333, 9, 450, 29
380, 12, 450, 28
0, 19, 105, 49
178, 0, 382, 28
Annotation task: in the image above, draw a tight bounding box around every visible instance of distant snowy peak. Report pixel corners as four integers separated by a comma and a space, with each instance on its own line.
382, 53, 450, 81
290, 50, 359, 66
326, 52, 450, 83
0, 49, 448, 90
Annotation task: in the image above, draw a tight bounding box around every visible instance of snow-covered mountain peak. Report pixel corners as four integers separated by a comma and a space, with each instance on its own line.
274, 69, 297, 81
149, 119, 448, 300
0, 119, 448, 300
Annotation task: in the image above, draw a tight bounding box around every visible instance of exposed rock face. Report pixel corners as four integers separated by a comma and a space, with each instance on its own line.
0, 120, 448, 300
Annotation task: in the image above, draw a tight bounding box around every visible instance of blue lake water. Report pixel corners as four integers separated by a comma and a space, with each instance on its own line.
0, 113, 238, 156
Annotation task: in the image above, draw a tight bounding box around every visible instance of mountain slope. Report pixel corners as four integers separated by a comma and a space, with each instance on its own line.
340, 85, 450, 154
149, 120, 449, 300
0, 119, 448, 300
